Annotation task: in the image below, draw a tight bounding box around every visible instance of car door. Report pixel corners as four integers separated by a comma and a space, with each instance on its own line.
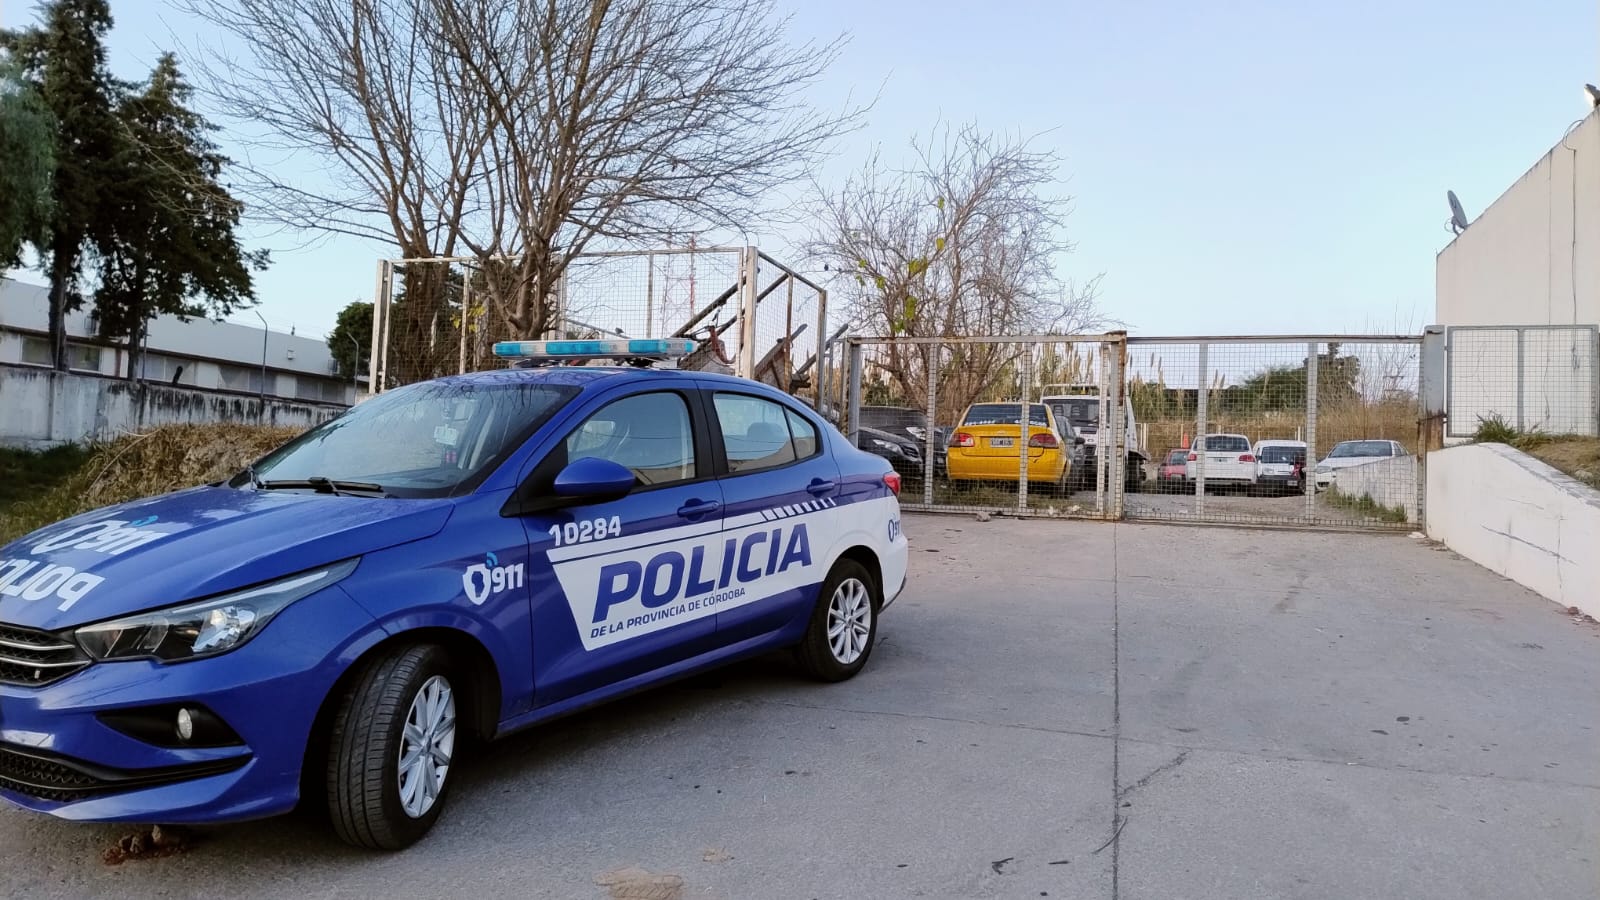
703, 388, 842, 646
515, 387, 725, 706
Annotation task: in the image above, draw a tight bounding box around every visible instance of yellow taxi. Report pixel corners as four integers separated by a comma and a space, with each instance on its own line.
945, 401, 1074, 493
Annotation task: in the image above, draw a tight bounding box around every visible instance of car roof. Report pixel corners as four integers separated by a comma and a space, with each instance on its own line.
1202, 432, 1250, 439
1256, 439, 1307, 446
430, 365, 789, 394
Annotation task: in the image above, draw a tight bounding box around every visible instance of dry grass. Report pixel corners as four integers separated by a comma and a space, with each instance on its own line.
1522, 436, 1600, 491
1142, 400, 1418, 455
0, 424, 301, 545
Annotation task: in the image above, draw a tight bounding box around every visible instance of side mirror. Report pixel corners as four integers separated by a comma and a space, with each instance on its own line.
552, 457, 636, 503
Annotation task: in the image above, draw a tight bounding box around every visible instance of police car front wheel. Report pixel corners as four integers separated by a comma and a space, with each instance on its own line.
797, 559, 880, 681
326, 643, 461, 850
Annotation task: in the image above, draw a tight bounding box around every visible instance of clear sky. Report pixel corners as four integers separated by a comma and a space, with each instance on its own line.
3, 0, 1595, 343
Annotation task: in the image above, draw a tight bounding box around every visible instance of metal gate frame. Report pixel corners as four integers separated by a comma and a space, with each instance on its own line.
1442, 324, 1600, 438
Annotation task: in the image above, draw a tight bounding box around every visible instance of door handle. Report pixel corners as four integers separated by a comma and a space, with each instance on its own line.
677, 498, 722, 519
806, 478, 837, 496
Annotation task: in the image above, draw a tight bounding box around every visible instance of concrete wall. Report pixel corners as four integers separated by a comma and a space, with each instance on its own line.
1436, 112, 1600, 328
1425, 443, 1600, 618
1330, 454, 1419, 524
0, 365, 344, 449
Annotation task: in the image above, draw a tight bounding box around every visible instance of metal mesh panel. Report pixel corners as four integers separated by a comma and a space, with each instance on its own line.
1446, 326, 1599, 438
1123, 337, 1422, 530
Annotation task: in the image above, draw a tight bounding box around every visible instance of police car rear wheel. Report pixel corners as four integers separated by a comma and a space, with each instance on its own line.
326, 643, 459, 850
797, 560, 879, 681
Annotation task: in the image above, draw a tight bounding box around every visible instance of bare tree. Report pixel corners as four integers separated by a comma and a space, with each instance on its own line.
809, 125, 1107, 419
180, 0, 862, 345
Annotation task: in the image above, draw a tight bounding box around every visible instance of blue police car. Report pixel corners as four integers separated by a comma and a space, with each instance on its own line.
0, 339, 908, 850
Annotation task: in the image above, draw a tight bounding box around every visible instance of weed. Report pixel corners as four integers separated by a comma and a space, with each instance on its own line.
1324, 489, 1409, 523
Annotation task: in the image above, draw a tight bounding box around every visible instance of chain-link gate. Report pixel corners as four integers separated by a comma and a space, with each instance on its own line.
842, 334, 1129, 519
367, 247, 827, 408
1121, 335, 1425, 530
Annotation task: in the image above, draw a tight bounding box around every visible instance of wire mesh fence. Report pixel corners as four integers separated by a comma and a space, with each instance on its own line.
842, 335, 1126, 519
368, 247, 827, 408
1444, 325, 1599, 438
1120, 336, 1424, 529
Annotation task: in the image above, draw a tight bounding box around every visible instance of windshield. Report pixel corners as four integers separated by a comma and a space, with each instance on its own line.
1046, 399, 1098, 426
861, 406, 929, 431
1259, 446, 1304, 464
1166, 450, 1188, 464
240, 380, 577, 497
1328, 440, 1393, 459
963, 403, 1050, 427
1197, 435, 1250, 452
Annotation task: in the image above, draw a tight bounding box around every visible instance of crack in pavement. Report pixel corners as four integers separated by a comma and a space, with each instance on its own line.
1117, 749, 1192, 801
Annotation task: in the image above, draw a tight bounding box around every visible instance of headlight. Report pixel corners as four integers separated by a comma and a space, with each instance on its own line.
870, 439, 898, 452
75, 559, 359, 662
1315, 465, 1332, 474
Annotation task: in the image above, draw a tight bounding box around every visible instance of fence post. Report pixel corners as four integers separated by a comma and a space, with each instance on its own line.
370, 259, 391, 395
816, 288, 828, 410
1194, 341, 1209, 515
1110, 334, 1128, 519
1017, 345, 1031, 511
739, 246, 760, 379
1095, 344, 1109, 515
1515, 327, 1526, 430
1419, 326, 1446, 453
458, 270, 471, 375
846, 339, 863, 450
1304, 342, 1319, 520
924, 344, 937, 506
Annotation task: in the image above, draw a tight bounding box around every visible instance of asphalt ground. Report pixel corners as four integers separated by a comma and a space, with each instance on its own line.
1, 516, 1595, 899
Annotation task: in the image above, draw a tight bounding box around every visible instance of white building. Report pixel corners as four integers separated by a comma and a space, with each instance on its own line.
0, 278, 356, 406
1434, 110, 1599, 437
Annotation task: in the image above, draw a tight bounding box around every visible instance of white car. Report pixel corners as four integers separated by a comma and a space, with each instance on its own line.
1184, 433, 1255, 489
1314, 439, 1407, 490
1252, 439, 1307, 495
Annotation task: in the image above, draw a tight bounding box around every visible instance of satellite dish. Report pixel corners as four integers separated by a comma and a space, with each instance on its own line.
1447, 190, 1470, 235
1586, 84, 1600, 110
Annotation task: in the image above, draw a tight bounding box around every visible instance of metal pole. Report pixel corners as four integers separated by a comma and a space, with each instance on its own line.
458, 270, 471, 375
738, 246, 760, 379
1094, 344, 1108, 513
924, 345, 937, 507
846, 341, 863, 449
1515, 327, 1526, 430
645, 252, 655, 340
816, 288, 828, 409
1111, 335, 1128, 519
1018, 346, 1031, 512
347, 333, 361, 391
370, 260, 390, 394
1195, 342, 1209, 515
1305, 343, 1319, 520
253, 309, 269, 400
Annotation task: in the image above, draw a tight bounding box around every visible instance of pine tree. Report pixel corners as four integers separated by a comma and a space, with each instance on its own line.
94, 53, 265, 380
1, 0, 122, 371
0, 60, 55, 268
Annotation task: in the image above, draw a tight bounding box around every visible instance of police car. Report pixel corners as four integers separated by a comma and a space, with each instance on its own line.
0, 339, 908, 850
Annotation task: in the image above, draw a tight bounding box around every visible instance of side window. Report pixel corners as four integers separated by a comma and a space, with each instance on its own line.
713, 393, 807, 474
785, 409, 820, 459
565, 392, 696, 486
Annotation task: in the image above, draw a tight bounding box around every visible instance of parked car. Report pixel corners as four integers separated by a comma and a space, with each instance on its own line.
1252, 440, 1307, 495
1041, 386, 1147, 492
859, 406, 947, 476
1314, 439, 1407, 491
0, 340, 909, 850
945, 402, 1076, 494
1184, 433, 1255, 490
1157, 448, 1190, 492
857, 424, 925, 478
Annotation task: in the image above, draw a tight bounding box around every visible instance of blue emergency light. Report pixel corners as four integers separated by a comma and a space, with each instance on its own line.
492, 338, 697, 360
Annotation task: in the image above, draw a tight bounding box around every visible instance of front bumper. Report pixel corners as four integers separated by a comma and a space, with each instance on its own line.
0, 586, 377, 824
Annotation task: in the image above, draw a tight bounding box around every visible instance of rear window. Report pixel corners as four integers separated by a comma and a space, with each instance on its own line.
861, 407, 928, 430
1046, 399, 1098, 426
1259, 446, 1303, 464
1198, 435, 1250, 452
963, 403, 1049, 427
1166, 450, 1188, 464
1329, 440, 1394, 458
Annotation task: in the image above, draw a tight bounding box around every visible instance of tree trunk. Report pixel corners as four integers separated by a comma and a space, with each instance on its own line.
47, 239, 73, 372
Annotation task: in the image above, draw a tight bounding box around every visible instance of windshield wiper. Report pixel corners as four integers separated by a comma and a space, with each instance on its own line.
258, 476, 386, 497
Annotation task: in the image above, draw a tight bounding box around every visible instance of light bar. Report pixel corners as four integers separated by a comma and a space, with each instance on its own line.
492, 338, 697, 359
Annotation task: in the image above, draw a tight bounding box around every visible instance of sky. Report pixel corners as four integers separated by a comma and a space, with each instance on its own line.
2, 0, 1596, 343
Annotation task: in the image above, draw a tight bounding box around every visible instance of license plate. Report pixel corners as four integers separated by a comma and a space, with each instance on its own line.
989, 437, 1014, 448
1288, 478, 1299, 486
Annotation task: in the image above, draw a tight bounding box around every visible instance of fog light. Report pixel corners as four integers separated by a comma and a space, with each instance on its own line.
176, 707, 195, 742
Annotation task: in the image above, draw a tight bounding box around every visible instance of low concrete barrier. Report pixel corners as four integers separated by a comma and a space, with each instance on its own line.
1426, 443, 1600, 618
1330, 454, 1419, 523
1, 365, 344, 449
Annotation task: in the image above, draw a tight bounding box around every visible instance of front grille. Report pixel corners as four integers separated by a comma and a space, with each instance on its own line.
0, 743, 251, 803
0, 745, 106, 802
0, 624, 90, 687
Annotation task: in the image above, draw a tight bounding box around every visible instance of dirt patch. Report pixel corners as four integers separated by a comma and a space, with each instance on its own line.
1525, 437, 1600, 491
0, 424, 301, 544
102, 825, 195, 865
593, 866, 685, 900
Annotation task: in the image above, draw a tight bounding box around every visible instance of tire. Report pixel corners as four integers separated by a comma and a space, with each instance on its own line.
796, 559, 880, 682
327, 644, 460, 851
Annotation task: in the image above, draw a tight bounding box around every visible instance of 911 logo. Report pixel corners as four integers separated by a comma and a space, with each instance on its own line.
461, 551, 524, 606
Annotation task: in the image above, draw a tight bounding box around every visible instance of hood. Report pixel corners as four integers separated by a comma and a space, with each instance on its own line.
858, 425, 918, 450
1320, 456, 1383, 470
0, 487, 455, 630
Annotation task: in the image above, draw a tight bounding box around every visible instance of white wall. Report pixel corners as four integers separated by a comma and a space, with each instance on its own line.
1436, 112, 1600, 328
1330, 454, 1419, 523
1425, 443, 1600, 618
0, 365, 344, 449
